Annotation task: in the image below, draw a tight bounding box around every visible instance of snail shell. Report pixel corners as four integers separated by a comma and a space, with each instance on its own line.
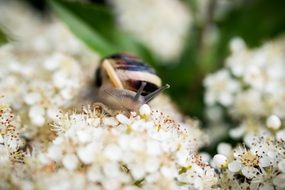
94, 53, 169, 112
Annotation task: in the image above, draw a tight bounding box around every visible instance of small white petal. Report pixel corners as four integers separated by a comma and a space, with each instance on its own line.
139, 104, 151, 117
230, 37, 246, 53
47, 145, 63, 161
212, 154, 228, 168
60, 88, 73, 100
116, 114, 130, 125
102, 162, 120, 178
259, 156, 271, 168
229, 126, 245, 139
217, 143, 232, 157
62, 153, 79, 171
103, 144, 122, 161
278, 160, 285, 173
87, 166, 102, 182
53, 71, 67, 88
77, 144, 96, 164
146, 140, 161, 155
102, 117, 119, 126
266, 115, 281, 130
38, 153, 51, 164
44, 54, 62, 70
24, 92, 42, 105
228, 161, 241, 173
29, 105, 45, 126
161, 166, 177, 179
276, 129, 285, 141
76, 129, 93, 144
47, 107, 60, 121
145, 157, 160, 173
53, 137, 64, 145
241, 166, 258, 179
200, 152, 211, 162
31, 115, 45, 127
131, 165, 146, 180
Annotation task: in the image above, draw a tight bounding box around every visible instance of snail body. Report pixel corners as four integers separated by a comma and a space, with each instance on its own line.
94, 53, 169, 112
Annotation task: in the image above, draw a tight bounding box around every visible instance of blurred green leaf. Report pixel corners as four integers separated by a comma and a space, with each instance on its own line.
49, 0, 156, 64
0, 27, 8, 45
182, 0, 198, 17
50, 0, 117, 55
215, 0, 285, 65
157, 26, 205, 118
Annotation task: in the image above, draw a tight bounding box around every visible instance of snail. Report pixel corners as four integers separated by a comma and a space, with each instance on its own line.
94, 53, 169, 112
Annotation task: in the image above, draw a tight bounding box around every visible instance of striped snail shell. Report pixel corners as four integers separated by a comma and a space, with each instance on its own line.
94, 53, 169, 112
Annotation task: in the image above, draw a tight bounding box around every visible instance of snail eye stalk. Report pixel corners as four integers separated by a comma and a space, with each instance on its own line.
134, 81, 147, 101
144, 84, 170, 103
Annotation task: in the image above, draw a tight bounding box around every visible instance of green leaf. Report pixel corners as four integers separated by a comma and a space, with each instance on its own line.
0, 26, 8, 45
50, 0, 117, 55
215, 0, 285, 65
49, 0, 156, 64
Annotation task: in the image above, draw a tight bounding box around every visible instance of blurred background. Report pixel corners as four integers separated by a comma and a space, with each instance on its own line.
1, 0, 285, 131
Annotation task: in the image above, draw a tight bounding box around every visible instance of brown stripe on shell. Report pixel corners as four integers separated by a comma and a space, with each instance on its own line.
107, 53, 156, 74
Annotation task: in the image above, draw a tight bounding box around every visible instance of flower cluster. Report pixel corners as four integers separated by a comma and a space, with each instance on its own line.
205, 36, 285, 139
0, 102, 28, 189
205, 36, 285, 189
212, 134, 285, 190
0, 1, 100, 142
0, 47, 85, 135
34, 104, 213, 190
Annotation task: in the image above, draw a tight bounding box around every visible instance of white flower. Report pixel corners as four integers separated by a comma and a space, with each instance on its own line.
241, 166, 259, 179
24, 92, 42, 105
276, 129, 285, 141
47, 145, 63, 161
204, 69, 240, 106
230, 37, 246, 53
34, 104, 207, 189
278, 160, 285, 173
47, 107, 60, 121
77, 143, 96, 164
44, 53, 62, 71
29, 105, 45, 126
212, 154, 228, 168
229, 125, 246, 139
62, 154, 79, 171
139, 104, 151, 118
228, 161, 241, 172
266, 115, 281, 130
217, 143, 232, 157
243, 65, 265, 90
233, 89, 265, 116
103, 144, 122, 161
110, 0, 191, 60
116, 114, 130, 125
102, 117, 119, 126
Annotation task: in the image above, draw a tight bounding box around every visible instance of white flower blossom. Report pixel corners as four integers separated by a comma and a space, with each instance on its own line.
266, 115, 282, 130
212, 154, 228, 168
204, 69, 240, 106
110, 0, 191, 60
35, 105, 210, 189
